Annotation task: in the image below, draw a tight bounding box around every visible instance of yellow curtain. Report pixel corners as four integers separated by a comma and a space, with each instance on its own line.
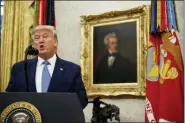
1, 1, 34, 91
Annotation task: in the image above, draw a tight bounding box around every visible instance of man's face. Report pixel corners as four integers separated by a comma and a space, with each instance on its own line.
107, 37, 118, 52
33, 29, 57, 55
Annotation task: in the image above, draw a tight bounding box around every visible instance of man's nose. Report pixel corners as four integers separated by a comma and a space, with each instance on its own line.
39, 38, 45, 43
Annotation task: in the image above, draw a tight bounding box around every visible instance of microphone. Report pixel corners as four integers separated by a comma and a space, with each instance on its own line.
24, 44, 39, 92
25, 44, 39, 55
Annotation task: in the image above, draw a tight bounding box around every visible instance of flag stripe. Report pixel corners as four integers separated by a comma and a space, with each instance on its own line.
151, 0, 157, 33
46, 0, 55, 27
156, 0, 161, 30
161, 0, 167, 31
37, 0, 47, 25
170, 1, 177, 31
166, 0, 177, 31
34, 0, 38, 27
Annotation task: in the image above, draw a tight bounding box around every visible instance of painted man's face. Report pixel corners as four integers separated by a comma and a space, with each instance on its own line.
107, 37, 118, 53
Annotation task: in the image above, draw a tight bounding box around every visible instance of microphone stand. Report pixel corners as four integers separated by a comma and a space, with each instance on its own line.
24, 44, 39, 92
24, 52, 29, 92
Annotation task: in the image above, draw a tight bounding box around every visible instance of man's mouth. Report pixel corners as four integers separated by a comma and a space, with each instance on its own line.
40, 45, 45, 50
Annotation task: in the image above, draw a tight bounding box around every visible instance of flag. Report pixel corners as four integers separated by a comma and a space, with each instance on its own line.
146, 0, 159, 121
145, 0, 184, 122
36, 0, 56, 27
158, 29, 184, 122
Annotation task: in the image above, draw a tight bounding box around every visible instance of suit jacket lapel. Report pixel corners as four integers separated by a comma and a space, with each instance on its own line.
27, 58, 37, 92
47, 57, 65, 92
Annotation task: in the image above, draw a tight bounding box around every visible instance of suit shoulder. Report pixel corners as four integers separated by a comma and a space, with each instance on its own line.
11, 59, 36, 69
119, 55, 130, 61
59, 58, 80, 69
118, 55, 133, 65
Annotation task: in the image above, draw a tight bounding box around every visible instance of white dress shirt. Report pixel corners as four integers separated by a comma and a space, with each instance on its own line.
108, 50, 116, 68
35, 54, 57, 92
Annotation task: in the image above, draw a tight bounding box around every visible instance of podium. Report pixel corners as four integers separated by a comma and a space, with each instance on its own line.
0, 92, 85, 123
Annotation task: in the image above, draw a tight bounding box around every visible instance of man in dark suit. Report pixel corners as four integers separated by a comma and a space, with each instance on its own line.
95, 32, 136, 84
6, 25, 88, 109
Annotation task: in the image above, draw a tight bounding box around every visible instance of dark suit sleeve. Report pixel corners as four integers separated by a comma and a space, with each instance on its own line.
6, 64, 17, 92
72, 66, 88, 109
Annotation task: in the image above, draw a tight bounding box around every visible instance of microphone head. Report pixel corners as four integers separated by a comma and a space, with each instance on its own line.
25, 44, 39, 55
32, 48, 39, 55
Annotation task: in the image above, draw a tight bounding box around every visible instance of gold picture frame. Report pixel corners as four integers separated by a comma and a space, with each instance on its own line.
80, 5, 150, 97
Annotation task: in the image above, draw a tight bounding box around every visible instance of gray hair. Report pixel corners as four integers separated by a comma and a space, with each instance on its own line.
31, 25, 58, 41
104, 32, 118, 46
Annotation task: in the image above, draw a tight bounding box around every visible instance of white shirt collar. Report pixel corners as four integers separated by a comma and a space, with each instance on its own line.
37, 54, 57, 66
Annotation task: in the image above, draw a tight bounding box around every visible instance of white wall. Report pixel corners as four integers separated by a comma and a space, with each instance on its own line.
55, 1, 184, 122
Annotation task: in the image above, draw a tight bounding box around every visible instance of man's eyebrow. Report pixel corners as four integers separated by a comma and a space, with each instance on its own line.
34, 35, 40, 37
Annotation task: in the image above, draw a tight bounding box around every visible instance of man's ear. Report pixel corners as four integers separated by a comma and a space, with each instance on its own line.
54, 40, 58, 47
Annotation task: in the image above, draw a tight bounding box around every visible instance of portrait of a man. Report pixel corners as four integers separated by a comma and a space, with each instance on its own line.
93, 22, 137, 84
80, 6, 149, 96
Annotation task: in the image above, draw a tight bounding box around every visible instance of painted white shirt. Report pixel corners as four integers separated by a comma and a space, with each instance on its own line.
108, 50, 117, 68
35, 54, 57, 92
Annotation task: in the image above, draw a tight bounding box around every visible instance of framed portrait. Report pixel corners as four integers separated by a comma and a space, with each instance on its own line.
80, 5, 150, 96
